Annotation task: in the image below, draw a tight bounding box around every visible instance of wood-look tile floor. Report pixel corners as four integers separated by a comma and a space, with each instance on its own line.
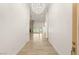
18, 34, 58, 55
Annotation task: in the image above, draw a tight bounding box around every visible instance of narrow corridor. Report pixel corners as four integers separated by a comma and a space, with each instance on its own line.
18, 33, 58, 55
0, 3, 75, 55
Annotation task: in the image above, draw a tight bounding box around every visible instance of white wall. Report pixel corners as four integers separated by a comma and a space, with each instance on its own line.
42, 22, 48, 38
0, 4, 30, 54
46, 4, 72, 54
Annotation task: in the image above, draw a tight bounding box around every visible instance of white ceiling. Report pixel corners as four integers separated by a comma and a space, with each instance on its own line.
31, 3, 46, 14
29, 3, 50, 22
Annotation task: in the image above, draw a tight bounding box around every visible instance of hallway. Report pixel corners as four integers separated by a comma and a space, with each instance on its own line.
0, 3, 72, 55
18, 33, 58, 55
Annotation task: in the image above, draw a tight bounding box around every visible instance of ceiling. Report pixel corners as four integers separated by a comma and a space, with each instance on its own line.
31, 3, 46, 14
29, 3, 50, 22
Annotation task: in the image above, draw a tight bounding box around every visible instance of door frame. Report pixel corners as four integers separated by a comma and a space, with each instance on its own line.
72, 3, 77, 55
